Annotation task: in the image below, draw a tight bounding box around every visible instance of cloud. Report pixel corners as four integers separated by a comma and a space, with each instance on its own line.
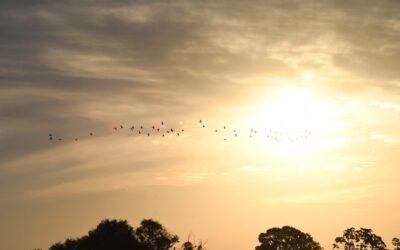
1, 0, 400, 200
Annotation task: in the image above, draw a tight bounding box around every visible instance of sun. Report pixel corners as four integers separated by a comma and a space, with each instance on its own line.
243, 85, 341, 160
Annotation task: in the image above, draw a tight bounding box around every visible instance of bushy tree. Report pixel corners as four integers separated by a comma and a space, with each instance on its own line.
393, 238, 400, 250
135, 219, 179, 250
180, 239, 206, 250
333, 227, 387, 250
255, 225, 322, 250
49, 219, 178, 250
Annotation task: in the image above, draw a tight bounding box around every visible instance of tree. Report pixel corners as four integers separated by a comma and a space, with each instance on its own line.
393, 238, 400, 250
333, 227, 387, 250
255, 225, 322, 250
49, 219, 179, 250
180, 239, 206, 250
135, 219, 179, 250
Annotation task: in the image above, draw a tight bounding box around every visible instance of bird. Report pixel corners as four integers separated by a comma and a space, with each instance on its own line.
177, 133, 180, 136
49, 137, 53, 140
58, 138, 62, 141
140, 126, 143, 129
161, 121, 164, 125
139, 131, 141, 134
202, 125, 205, 128
89, 132, 93, 136
120, 125, 123, 129
215, 129, 218, 133
157, 128, 160, 132
223, 126, 226, 129
162, 134, 165, 137
147, 133, 150, 136
130, 126, 134, 131
170, 128, 174, 132
48, 133, 52, 137
114, 127, 118, 131
199, 120, 202, 123
75, 138, 78, 141
152, 126, 155, 130
181, 129, 184, 132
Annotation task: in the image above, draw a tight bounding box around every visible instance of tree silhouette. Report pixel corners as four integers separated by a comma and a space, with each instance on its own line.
255, 226, 322, 250
49, 219, 178, 250
393, 238, 400, 250
180, 239, 206, 250
333, 227, 387, 250
135, 219, 179, 250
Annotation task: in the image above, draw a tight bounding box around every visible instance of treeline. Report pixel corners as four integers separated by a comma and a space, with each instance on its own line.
34, 218, 400, 250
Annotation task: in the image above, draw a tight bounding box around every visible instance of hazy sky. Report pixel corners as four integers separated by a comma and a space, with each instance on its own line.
1, 0, 399, 249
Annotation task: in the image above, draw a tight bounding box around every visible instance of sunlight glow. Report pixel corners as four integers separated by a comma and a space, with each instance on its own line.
245, 84, 342, 160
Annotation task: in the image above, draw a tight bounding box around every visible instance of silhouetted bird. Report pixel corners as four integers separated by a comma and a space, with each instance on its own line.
152, 126, 155, 130
177, 133, 180, 136
162, 134, 165, 137
181, 129, 184, 132
170, 129, 174, 132
140, 126, 143, 129
139, 131, 141, 134
215, 129, 218, 133
157, 128, 160, 132
114, 127, 118, 131
58, 138, 62, 141
130, 126, 134, 130
199, 120, 202, 123
203, 125, 205, 128
161, 121, 164, 125
75, 138, 78, 141
120, 125, 123, 129
90, 133, 93, 136
49, 133, 52, 137
223, 126, 226, 129
49, 137, 53, 140
147, 133, 150, 136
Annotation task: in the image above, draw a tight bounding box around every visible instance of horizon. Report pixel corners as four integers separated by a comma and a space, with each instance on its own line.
0, 0, 399, 249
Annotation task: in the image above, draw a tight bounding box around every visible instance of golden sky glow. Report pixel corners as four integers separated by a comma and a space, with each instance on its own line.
0, 1, 399, 250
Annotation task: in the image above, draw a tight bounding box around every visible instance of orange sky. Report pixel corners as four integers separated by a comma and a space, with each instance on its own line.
0, 1, 399, 249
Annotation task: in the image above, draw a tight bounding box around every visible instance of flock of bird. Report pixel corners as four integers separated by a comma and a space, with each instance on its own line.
47, 119, 312, 143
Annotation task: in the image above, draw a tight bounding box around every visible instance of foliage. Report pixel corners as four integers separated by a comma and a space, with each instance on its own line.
180, 239, 206, 250
49, 219, 178, 250
393, 238, 400, 250
135, 219, 179, 250
255, 225, 322, 250
333, 227, 387, 250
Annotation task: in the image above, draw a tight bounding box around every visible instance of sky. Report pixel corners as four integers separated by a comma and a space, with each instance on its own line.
0, 0, 399, 249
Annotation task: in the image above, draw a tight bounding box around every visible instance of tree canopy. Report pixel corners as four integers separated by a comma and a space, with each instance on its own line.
333, 227, 387, 250
255, 225, 322, 250
393, 238, 400, 250
49, 219, 178, 250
